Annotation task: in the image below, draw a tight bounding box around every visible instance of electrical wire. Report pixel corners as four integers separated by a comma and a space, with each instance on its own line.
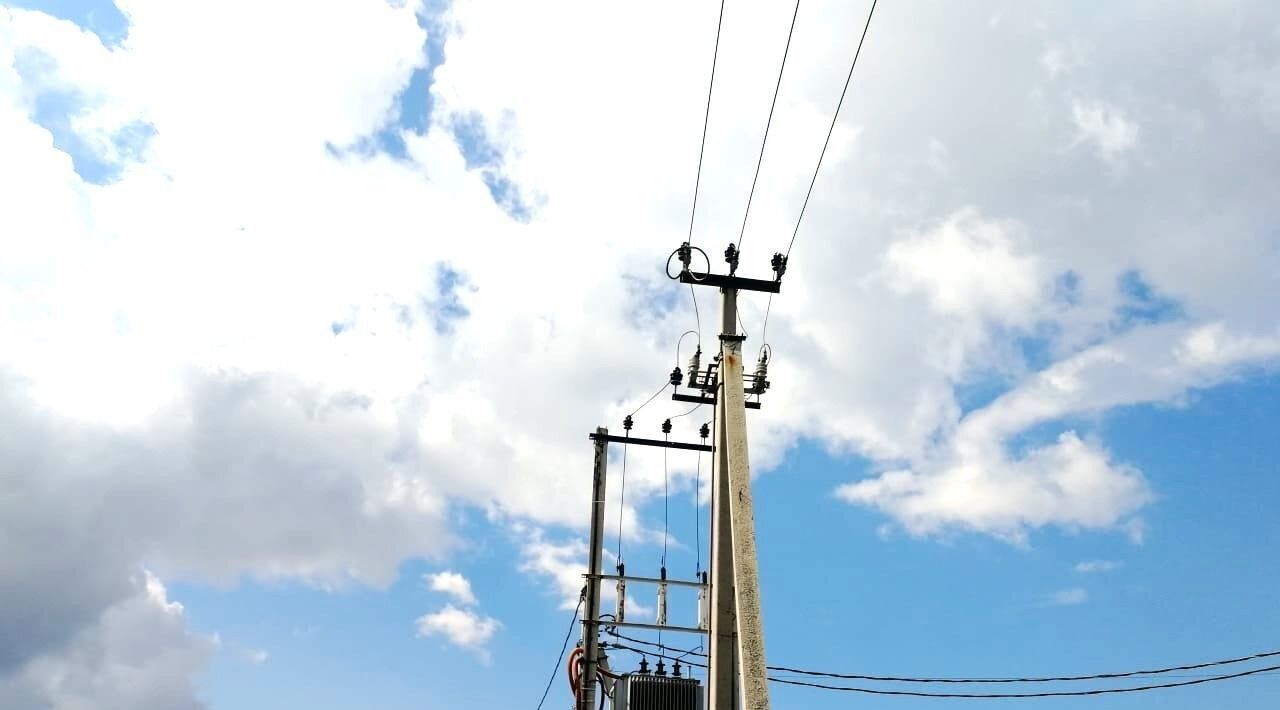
687, 0, 725, 250
757, 0, 878, 351
682, 0, 723, 351
766, 666, 1280, 699
694, 444, 703, 576
662, 431, 670, 570
607, 632, 1280, 685
765, 647, 1280, 685
675, 330, 700, 368
689, 284, 702, 347
615, 436, 628, 564
736, 0, 801, 253
626, 381, 670, 419
686, 0, 727, 249
784, 0, 878, 261
670, 402, 704, 420
605, 642, 1280, 699
535, 595, 583, 710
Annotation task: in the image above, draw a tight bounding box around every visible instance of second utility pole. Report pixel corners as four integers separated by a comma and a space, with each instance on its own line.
707, 285, 770, 710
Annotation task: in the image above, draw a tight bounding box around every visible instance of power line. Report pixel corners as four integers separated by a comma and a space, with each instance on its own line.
762, 665, 1280, 701
684, 0, 724, 349
686, 0, 726, 248
784, 0, 878, 260
626, 381, 670, 419
735, 0, 801, 253
536, 595, 583, 710
760, 0, 879, 348
608, 631, 1280, 685
604, 642, 1280, 699
767, 647, 1280, 685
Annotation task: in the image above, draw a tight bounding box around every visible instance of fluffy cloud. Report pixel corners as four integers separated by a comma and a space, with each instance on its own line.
426, 571, 478, 606
415, 605, 501, 660
5, 0, 1280, 702
0, 571, 216, 710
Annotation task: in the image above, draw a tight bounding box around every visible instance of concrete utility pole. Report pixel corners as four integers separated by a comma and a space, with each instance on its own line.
573, 243, 779, 709
707, 285, 770, 710
579, 426, 608, 710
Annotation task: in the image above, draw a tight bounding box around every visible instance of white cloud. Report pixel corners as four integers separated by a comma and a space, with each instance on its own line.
883, 209, 1045, 327
517, 529, 588, 610
1074, 560, 1121, 574
1049, 587, 1089, 606
426, 571, 478, 606
5, 0, 1280, 697
1071, 99, 1140, 164
415, 605, 501, 660
839, 431, 1150, 543
0, 571, 216, 710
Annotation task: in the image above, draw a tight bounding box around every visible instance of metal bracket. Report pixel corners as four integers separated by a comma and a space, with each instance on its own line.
673, 392, 761, 410
679, 270, 781, 294
588, 432, 714, 452
590, 573, 706, 590
605, 621, 708, 635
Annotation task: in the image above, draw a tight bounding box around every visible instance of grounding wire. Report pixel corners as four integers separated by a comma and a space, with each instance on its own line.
735, 0, 801, 253
535, 594, 583, 710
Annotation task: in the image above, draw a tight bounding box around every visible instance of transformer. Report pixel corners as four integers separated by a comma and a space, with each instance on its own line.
613, 673, 703, 710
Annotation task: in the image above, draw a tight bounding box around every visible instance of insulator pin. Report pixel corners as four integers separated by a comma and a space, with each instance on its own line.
771, 252, 788, 280
724, 243, 740, 275
661, 418, 672, 435
669, 366, 683, 386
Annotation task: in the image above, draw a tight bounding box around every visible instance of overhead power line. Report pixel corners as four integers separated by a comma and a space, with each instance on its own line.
735, 0, 802, 253
605, 641, 1280, 699
686, 0, 726, 249
608, 631, 1280, 685
760, 0, 879, 349
766, 665, 1280, 699
784, 0, 878, 260
683, 0, 725, 348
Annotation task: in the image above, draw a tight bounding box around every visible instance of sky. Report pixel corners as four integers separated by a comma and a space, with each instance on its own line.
2, 1, 1279, 708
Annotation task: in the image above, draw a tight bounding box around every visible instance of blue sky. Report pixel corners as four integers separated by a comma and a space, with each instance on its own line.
3, 1, 1280, 709
171, 374, 1280, 709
